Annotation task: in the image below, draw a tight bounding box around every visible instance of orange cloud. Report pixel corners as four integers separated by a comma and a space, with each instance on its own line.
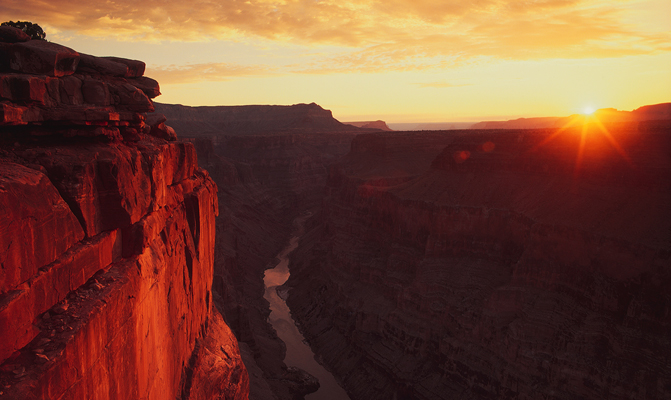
2, 0, 668, 74
147, 63, 275, 84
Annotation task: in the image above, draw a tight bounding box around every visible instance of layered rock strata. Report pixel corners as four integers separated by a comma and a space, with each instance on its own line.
287, 123, 671, 400
0, 32, 247, 399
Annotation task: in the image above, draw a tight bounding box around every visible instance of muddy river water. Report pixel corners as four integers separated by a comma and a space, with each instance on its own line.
263, 212, 350, 400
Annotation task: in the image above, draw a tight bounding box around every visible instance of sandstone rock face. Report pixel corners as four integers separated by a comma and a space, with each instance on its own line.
286, 123, 671, 400
0, 37, 247, 400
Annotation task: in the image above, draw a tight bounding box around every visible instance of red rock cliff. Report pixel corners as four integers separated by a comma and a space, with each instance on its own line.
286, 123, 671, 399
0, 32, 248, 399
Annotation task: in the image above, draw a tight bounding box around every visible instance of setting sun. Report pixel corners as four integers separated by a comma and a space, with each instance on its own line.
583, 106, 596, 115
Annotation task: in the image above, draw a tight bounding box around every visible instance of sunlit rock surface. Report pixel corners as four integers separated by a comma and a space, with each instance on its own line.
0, 36, 248, 400
286, 123, 671, 400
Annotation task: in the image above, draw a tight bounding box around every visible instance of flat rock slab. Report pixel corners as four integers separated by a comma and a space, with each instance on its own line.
0, 41, 79, 77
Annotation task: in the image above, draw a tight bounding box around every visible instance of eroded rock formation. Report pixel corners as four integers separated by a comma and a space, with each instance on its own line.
286, 123, 671, 399
0, 31, 248, 399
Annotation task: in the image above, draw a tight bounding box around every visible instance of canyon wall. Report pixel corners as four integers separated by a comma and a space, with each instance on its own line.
0, 32, 247, 399
187, 132, 356, 399
286, 122, 671, 399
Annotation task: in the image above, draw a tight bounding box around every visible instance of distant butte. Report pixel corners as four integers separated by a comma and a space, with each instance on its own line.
152, 102, 371, 137
343, 120, 393, 131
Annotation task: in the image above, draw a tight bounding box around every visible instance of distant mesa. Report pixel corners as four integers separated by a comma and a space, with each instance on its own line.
470, 103, 671, 129
344, 120, 393, 131
388, 122, 475, 131
153, 102, 368, 137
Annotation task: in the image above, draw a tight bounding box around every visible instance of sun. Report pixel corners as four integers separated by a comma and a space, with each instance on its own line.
532, 105, 633, 179
582, 106, 596, 115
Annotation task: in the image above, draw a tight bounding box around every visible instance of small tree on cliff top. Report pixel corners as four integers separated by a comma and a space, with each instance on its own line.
1, 21, 46, 40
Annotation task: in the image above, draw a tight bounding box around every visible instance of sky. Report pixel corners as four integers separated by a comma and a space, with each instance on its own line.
1, 0, 670, 123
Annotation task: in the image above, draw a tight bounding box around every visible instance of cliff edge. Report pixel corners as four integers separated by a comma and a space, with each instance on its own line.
0, 29, 248, 399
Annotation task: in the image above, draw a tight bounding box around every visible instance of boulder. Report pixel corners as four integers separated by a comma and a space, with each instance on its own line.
77, 53, 128, 77
146, 112, 167, 127
81, 77, 110, 105
0, 101, 27, 124
128, 76, 160, 98
0, 26, 30, 43
149, 121, 177, 141
0, 74, 48, 104
0, 40, 79, 77
58, 75, 83, 105
112, 82, 154, 112
102, 56, 146, 77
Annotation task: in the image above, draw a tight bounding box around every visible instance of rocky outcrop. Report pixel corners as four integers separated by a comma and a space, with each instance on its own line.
0, 32, 248, 400
286, 122, 671, 400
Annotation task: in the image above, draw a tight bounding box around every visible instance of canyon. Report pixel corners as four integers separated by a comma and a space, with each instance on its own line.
1, 28, 669, 400
158, 98, 670, 400
183, 129, 359, 399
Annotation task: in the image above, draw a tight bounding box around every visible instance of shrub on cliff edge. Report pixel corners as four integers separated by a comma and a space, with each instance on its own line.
1, 21, 46, 40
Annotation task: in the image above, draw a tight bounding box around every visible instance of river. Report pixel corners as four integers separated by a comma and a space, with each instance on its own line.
263, 212, 351, 400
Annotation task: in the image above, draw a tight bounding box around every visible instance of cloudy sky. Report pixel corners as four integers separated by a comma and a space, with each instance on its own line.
2, 0, 669, 122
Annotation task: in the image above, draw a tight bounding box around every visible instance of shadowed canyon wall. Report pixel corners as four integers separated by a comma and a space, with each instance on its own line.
184, 131, 357, 399
286, 123, 671, 400
0, 32, 248, 399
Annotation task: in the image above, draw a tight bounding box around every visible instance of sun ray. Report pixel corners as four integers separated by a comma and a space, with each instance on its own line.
530, 114, 584, 153
574, 120, 589, 177
590, 116, 634, 167
530, 110, 636, 180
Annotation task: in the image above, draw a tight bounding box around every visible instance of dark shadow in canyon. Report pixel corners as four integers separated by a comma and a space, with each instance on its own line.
161, 103, 670, 400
